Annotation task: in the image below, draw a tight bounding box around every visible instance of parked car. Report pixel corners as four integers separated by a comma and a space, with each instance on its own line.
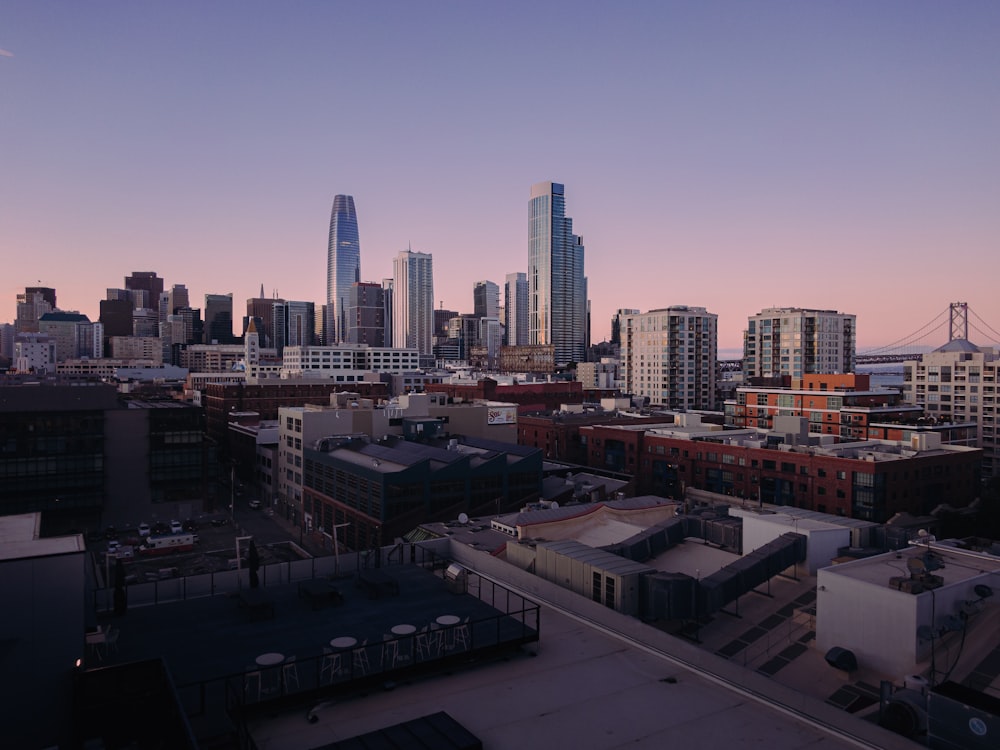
152, 521, 170, 536
248, 499, 261, 510
182, 519, 197, 532
169, 520, 183, 534
137, 522, 151, 538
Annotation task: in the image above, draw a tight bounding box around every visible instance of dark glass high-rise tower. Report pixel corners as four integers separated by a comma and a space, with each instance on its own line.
528, 182, 587, 367
327, 195, 361, 345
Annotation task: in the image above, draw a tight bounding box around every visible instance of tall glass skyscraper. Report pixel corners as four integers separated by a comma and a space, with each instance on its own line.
327, 195, 360, 345
504, 272, 528, 346
392, 249, 434, 356
528, 182, 587, 366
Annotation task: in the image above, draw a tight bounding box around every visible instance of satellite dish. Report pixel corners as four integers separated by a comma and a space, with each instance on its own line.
906, 557, 926, 575
916, 625, 935, 641
457, 512, 469, 524
974, 584, 993, 599
550, 501, 559, 509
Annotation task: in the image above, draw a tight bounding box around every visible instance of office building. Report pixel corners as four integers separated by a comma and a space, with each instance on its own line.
528, 181, 587, 367
504, 272, 528, 346
204, 293, 235, 344
743, 307, 856, 379
327, 194, 361, 344
392, 249, 434, 358
622, 306, 718, 410
124, 272, 164, 316
15, 288, 53, 334
245, 285, 283, 348
347, 282, 386, 346
473, 280, 500, 320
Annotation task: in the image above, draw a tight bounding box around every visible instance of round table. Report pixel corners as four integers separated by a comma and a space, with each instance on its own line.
330, 636, 357, 649
436, 615, 460, 626
256, 652, 284, 666
391, 623, 416, 636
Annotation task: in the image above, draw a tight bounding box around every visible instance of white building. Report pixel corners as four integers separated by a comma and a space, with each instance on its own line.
743, 307, 856, 379
281, 344, 419, 382
622, 306, 718, 410
816, 541, 1000, 678
110, 336, 163, 363
903, 339, 1000, 478
14, 333, 55, 373
392, 249, 434, 357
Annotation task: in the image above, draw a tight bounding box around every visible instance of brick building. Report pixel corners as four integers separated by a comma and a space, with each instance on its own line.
580, 416, 981, 523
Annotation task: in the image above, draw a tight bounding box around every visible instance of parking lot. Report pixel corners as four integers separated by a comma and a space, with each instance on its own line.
96, 506, 318, 585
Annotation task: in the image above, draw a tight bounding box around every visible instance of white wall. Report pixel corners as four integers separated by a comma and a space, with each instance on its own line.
816, 565, 918, 677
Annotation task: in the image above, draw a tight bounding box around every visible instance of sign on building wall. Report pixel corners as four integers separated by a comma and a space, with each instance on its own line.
487, 406, 517, 425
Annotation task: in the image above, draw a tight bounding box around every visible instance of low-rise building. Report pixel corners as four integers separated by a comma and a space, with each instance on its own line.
581, 415, 982, 523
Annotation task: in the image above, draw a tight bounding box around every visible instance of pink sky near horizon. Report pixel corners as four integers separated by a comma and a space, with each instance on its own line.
2, 2, 999, 351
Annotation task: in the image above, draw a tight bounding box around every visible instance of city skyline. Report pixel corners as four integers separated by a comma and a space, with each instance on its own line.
2, 3, 1000, 350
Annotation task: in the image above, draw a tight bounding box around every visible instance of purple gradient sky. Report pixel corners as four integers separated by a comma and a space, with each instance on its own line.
2, 2, 999, 351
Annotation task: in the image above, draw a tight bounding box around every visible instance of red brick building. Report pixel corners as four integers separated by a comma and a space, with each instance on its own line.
580, 420, 982, 523
726, 374, 975, 446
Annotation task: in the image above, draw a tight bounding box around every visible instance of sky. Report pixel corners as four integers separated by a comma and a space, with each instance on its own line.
2, 1, 999, 352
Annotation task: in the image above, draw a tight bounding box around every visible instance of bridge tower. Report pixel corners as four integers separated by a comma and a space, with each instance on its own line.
949, 302, 968, 342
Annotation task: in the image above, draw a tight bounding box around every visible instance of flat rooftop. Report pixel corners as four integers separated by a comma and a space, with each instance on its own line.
823, 543, 1000, 588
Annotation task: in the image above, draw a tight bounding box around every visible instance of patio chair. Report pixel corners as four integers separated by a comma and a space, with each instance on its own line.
282, 655, 299, 691
382, 634, 400, 668
320, 647, 342, 684
416, 626, 439, 660
353, 639, 370, 675
453, 617, 471, 651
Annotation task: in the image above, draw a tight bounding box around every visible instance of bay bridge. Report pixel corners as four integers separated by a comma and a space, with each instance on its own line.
719, 302, 1000, 372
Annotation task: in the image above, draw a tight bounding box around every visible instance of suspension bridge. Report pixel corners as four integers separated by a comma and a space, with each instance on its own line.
719, 302, 1000, 371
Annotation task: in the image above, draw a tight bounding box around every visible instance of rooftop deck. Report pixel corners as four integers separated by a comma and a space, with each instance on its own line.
85, 554, 538, 744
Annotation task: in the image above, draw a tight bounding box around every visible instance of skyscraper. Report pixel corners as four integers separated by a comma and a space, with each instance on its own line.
327, 195, 361, 345
504, 272, 528, 346
528, 182, 587, 367
204, 293, 234, 344
473, 280, 500, 320
392, 249, 434, 357
125, 272, 163, 314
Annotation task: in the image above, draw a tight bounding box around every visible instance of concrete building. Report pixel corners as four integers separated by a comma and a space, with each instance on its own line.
303, 433, 543, 546
392, 248, 435, 358
124, 272, 164, 316
110, 336, 163, 363
38, 311, 94, 362
744, 307, 856, 379
622, 306, 718, 410
346, 281, 386, 346
504, 271, 528, 346
816, 541, 1000, 678
727, 373, 978, 446
581, 415, 982, 522
281, 344, 420, 381
13, 333, 55, 373
903, 339, 1000, 478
